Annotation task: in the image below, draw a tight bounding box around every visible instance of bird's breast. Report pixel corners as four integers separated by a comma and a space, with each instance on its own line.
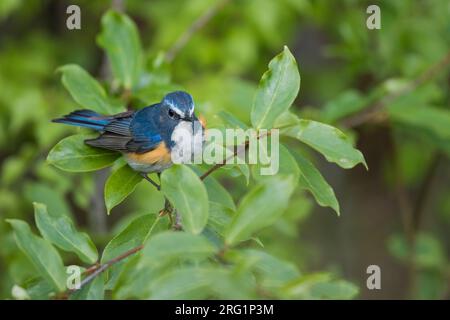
125, 142, 172, 173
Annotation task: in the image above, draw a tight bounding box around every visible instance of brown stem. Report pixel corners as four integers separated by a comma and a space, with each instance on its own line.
200, 130, 271, 181
341, 50, 450, 128
165, 0, 231, 62
69, 245, 144, 294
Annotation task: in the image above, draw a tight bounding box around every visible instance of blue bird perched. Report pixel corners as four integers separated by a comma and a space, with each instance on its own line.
53, 91, 204, 189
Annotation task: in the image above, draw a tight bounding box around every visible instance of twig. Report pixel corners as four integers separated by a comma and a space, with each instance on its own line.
200, 130, 271, 180
165, 0, 231, 62
71, 245, 143, 292
341, 50, 450, 128
68, 215, 163, 295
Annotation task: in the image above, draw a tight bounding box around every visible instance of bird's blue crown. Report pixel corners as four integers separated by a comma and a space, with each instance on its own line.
161, 91, 194, 118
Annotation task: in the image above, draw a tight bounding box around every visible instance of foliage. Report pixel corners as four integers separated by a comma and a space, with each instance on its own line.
1, 0, 449, 300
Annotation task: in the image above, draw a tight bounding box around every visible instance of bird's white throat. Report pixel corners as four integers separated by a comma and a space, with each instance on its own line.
171, 120, 204, 164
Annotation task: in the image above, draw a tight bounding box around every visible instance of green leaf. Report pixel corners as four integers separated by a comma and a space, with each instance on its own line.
97, 10, 142, 89
7, 219, 66, 292
58, 64, 124, 114
70, 274, 104, 300
34, 202, 98, 264
274, 110, 300, 128
140, 231, 216, 267
218, 111, 249, 129
207, 202, 233, 237
251, 46, 300, 129
284, 120, 367, 169
23, 278, 54, 300
230, 249, 300, 288
147, 266, 213, 300
47, 134, 120, 172
148, 265, 255, 299
203, 175, 236, 211
101, 214, 162, 290
252, 144, 300, 182
101, 214, 160, 264
113, 258, 164, 299
281, 273, 359, 299
161, 165, 209, 234
224, 175, 296, 245
293, 152, 340, 215
104, 164, 143, 215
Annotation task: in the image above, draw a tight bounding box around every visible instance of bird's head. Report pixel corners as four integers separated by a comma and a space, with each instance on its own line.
161, 91, 195, 122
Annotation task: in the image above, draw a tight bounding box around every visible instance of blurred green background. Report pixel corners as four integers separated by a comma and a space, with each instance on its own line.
0, 0, 449, 299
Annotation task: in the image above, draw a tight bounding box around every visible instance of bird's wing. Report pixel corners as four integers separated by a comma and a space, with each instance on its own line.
85, 106, 162, 154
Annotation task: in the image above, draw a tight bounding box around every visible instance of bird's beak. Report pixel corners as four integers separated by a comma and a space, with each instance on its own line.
183, 115, 194, 122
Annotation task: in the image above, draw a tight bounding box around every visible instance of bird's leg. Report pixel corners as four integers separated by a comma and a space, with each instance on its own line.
140, 173, 160, 191
172, 210, 182, 231
159, 197, 174, 224
157, 172, 162, 185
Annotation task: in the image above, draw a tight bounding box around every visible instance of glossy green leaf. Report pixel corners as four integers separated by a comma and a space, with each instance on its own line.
101, 214, 160, 263
104, 164, 143, 215
284, 120, 367, 169
218, 110, 249, 129
161, 165, 209, 234
293, 152, 340, 215
58, 64, 124, 114
101, 214, 162, 290
224, 175, 296, 245
203, 175, 236, 210
207, 202, 233, 237
251, 46, 300, 129
23, 278, 54, 300
47, 134, 120, 172
97, 10, 142, 89
140, 231, 216, 267
252, 144, 300, 182
147, 266, 213, 300
34, 202, 98, 264
274, 110, 300, 128
7, 219, 66, 292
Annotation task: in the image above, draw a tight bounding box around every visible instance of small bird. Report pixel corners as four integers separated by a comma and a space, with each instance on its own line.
53, 91, 204, 189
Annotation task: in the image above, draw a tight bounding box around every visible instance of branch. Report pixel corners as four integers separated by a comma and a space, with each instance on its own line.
165, 0, 231, 62
68, 245, 144, 295
200, 130, 271, 180
341, 50, 450, 128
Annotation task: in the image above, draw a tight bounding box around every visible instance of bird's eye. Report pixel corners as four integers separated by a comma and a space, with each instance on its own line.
168, 109, 176, 119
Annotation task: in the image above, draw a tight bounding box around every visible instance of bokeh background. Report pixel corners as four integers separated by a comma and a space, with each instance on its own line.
0, 0, 449, 299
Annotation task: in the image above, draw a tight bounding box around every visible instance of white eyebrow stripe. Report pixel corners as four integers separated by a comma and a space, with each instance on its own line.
167, 101, 185, 117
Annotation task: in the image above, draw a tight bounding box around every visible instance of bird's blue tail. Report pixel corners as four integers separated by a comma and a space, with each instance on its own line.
52, 109, 111, 131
